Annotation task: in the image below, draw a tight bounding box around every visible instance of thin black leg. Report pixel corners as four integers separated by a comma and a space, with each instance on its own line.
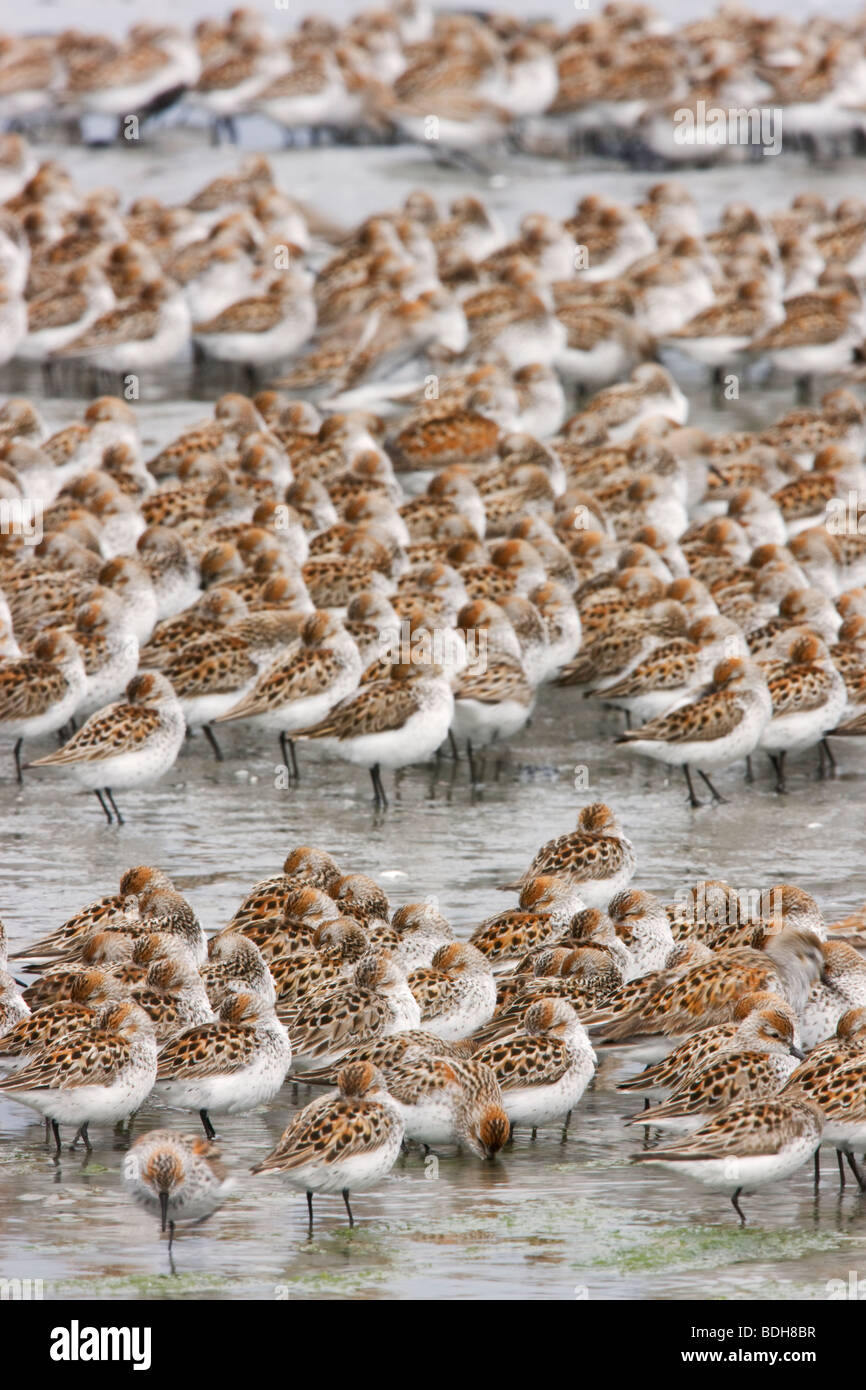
280, 732, 299, 779
838, 1149, 847, 1188
697, 770, 726, 803
51, 1120, 62, 1155
168, 1219, 175, 1252
70, 1122, 91, 1151
342, 1188, 354, 1227
846, 1151, 866, 1191
448, 731, 459, 760
203, 725, 224, 762
467, 739, 479, 784
821, 738, 837, 774
105, 789, 124, 825
306, 1191, 314, 1231
13, 738, 23, 784
370, 764, 388, 807
731, 1187, 746, 1225
769, 752, 786, 795
683, 765, 701, 807
94, 789, 113, 824
744, 754, 753, 783
813, 1149, 820, 1188
199, 1109, 216, 1140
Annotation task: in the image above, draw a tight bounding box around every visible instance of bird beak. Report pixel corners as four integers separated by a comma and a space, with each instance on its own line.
159, 1189, 169, 1233
791, 1044, 806, 1060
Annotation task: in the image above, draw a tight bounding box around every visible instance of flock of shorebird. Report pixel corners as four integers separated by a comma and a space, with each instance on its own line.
2, 0, 866, 1269
2, 147, 866, 814
1, 139, 864, 388
1, 820, 865, 1240
3, 2, 866, 161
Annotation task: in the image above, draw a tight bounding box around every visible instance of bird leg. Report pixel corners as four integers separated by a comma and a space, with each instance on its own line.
279, 733, 299, 780
845, 1151, 866, 1191
821, 738, 837, 777
769, 752, 786, 795
70, 1122, 91, 1151
203, 725, 224, 762
682, 765, 701, 807
370, 764, 388, 808
697, 770, 726, 803
342, 1188, 354, 1227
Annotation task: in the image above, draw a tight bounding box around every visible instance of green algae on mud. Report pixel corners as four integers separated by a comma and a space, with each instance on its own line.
51, 1271, 237, 1299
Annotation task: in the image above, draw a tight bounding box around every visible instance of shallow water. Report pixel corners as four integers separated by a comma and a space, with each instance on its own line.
27, 0, 866, 39
3, 680, 866, 1301
3, 127, 866, 1300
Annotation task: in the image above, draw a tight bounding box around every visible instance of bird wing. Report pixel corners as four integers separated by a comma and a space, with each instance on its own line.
0, 1030, 130, 1090
290, 986, 392, 1058
454, 658, 533, 706
217, 646, 349, 719
296, 678, 419, 740
640, 1098, 818, 1161
474, 1036, 572, 1089
195, 297, 276, 335
591, 951, 774, 1040
253, 1095, 394, 1172
0, 659, 71, 720
29, 703, 161, 764
601, 643, 698, 697
407, 968, 461, 1019
620, 690, 746, 745
768, 666, 836, 717
156, 1022, 261, 1079
640, 1052, 781, 1121
528, 832, 627, 881
165, 634, 257, 697
384, 1056, 455, 1104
